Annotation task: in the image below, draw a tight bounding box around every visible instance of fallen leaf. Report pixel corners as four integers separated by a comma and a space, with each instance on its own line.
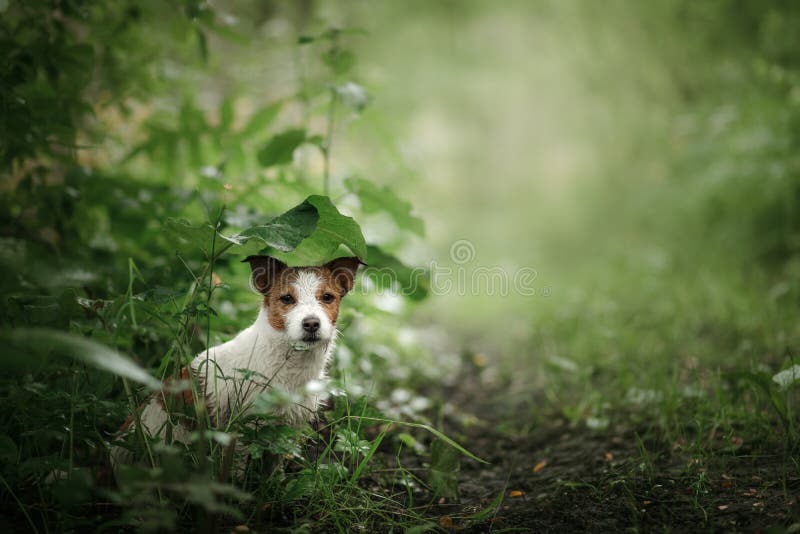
604, 452, 614, 462
233, 526, 250, 533
510, 490, 525, 497
533, 460, 547, 474
721, 480, 733, 489
438, 516, 453, 529
718, 505, 729, 511
643, 500, 652, 505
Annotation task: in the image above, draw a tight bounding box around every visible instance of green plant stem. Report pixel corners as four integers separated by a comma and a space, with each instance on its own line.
197, 207, 225, 476
121, 378, 160, 496
198, 209, 226, 534
68, 370, 77, 477
127, 258, 139, 327
322, 88, 337, 196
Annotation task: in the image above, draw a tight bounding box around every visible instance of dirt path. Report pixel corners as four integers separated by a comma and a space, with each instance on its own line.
435, 407, 799, 532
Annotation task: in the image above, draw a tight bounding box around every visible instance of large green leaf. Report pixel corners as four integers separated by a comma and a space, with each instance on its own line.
237, 199, 319, 252
165, 197, 362, 264
284, 195, 368, 264
166, 199, 320, 258
257, 128, 306, 168
345, 177, 424, 236
3, 328, 161, 389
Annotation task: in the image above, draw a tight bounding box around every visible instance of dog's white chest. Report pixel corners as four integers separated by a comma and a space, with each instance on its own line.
190, 307, 333, 427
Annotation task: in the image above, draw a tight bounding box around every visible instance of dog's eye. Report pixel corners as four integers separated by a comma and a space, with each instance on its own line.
321, 293, 335, 303
279, 294, 295, 305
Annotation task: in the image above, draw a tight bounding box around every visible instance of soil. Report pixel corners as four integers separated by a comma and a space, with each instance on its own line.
446, 418, 797, 532
404, 387, 800, 533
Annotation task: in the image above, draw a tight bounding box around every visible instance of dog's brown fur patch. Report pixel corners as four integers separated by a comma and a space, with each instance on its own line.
263, 268, 300, 331
157, 367, 196, 408
119, 415, 134, 433
317, 269, 343, 325
152, 368, 202, 430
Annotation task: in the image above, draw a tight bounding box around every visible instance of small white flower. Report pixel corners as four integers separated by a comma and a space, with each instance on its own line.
586, 416, 609, 430
335, 82, 370, 111
772, 365, 800, 389
626, 387, 662, 405
391, 388, 411, 404
547, 355, 578, 373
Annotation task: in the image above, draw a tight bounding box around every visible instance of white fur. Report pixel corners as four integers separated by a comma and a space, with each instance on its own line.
191, 304, 334, 428
284, 270, 335, 343
111, 270, 336, 470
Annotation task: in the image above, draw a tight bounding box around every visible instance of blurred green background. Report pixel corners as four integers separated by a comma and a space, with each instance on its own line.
333, 0, 800, 391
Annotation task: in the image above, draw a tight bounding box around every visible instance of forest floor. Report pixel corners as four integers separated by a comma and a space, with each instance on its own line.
444, 412, 797, 532
388, 375, 800, 533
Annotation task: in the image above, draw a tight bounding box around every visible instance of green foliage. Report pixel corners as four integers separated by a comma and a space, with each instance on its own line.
283, 195, 368, 263
236, 199, 319, 252
166, 196, 321, 258
726, 367, 800, 444
365, 245, 429, 300
257, 129, 308, 168
345, 177, 425, 237
0, 2, 461, 531
428, 439, 460, 499
3, 328, 161, 389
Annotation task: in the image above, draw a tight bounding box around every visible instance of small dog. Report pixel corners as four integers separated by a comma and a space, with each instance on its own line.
110, 255, 363, 472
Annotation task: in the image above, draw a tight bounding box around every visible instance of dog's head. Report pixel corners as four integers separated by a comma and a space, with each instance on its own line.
244, 255, 363, 344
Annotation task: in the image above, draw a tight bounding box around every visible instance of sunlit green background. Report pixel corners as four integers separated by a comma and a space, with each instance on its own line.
323, 0, 800, 382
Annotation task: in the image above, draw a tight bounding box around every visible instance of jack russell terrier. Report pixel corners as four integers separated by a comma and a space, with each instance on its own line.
110, 255, 363, 472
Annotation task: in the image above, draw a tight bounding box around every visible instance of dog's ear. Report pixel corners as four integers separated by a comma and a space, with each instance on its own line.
323, 256, 365, 295
243, 255, 288, 295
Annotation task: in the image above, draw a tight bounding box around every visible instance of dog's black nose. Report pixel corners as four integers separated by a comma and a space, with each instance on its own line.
302, 316, 320, 333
